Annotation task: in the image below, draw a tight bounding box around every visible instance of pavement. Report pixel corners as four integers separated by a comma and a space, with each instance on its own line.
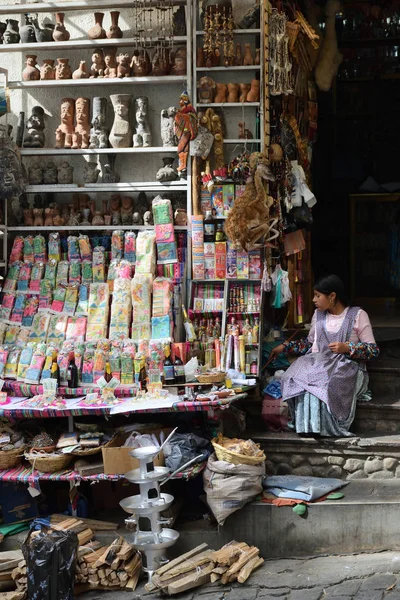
80, 550, 400, 599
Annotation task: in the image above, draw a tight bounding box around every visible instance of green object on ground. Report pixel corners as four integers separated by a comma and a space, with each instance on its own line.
293, 503, 307, 516
0, 522, 30, 537
326, 492, 345, 500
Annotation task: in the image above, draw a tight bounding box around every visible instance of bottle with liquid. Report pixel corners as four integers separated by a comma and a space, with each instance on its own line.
250, 358, 258, 375
104, 361, 112, 383
163, 347, 175, 385
215, 222, 226, 241
173, 349, 185, 384
182, 304, 196, 341
67, 352, 78, 388
204, 210, 215, 242
50, 352, 60, 387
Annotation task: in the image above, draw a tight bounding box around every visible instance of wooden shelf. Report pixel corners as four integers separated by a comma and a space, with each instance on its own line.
196, 65, 261, 71
9, 75, 187, 89
0, 36, 187, 53
8, 225, 187, 231
0, 0, 186, 14
20, 147, 178, 156
25, 181, 187, 193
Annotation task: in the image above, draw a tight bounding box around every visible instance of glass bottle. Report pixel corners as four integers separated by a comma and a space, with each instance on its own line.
205, 341, 216, 369
250, 358, 258, 375
173, 349, 185, 384
163, 347, 175, 384
182, 304, 196, 341
204, 210, 215, 242
50, 352, 60, 386
252, 316, 259, 344
215, 222, 226, 241
67, 352, 78, 388
104, 361, 112, 383
213, 316, 221, 339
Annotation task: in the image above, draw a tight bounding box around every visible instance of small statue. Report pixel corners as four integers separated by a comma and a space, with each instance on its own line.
43, 161, 58, 184
28, 161, 43, 185
72, 97, 90, 149
92, 210, 104, 225
170, 47, 187, 75
89, 97, 109, 149
109, 94, 132, 148
72, 60, 89, 79
238, 121, 253, 140
40, 59, 55, 80
110, 194, 121, 225
44, 205, 54, 226
102, 161, 120, 183
143, 210, 153, 226
156, 156, 178, 182
22, 54, 40, 81
55, 57, 72, 80
130, 48, 151, 76
23, 208, 34, 226
133, 96, 152, 147
52, 204, 64, 226
117, 52, 131, 78
161, 107, 177, 147
152, 48, 170, 76
121, 196, 133, 225
55, 97, 74, 149
90, 50, 105, 78
57, 161, 73, 184
33, 207, 44, 226
23, 106, 46, 148
67, 204, 80, 226
197, 76, 216, 104
81, 207, 91, 225
104, 47, 118, 78
132, 211, 142, 225
83, 161, 100, 184
174, 208, 187, 226
174, 91, 198, 177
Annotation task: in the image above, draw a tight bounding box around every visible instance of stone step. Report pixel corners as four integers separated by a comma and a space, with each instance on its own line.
354, 400, 400, 433
368, 362, 400, 401
249, 430, 400, 479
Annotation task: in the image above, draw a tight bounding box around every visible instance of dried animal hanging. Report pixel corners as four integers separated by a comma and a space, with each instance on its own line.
203, 3, 234, 67
198, 108, 224, 189
269, 9, 293, 96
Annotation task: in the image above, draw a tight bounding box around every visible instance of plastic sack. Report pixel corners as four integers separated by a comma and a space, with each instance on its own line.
22, 520, 79, 600
203, 453, 265, 526
164, 433, 211, 471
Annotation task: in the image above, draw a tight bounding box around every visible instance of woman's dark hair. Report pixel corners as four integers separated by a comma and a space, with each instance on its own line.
314, 274, 349, 307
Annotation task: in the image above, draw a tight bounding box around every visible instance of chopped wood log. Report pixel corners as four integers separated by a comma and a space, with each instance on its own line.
83, 547, 108, 564
167, 563, 215, 595
224, 547, 259, 578
0, 570, 13, 582
0, 592, 26, 600
154, 543, 208, 577
51, 514, 117, 531
117, 541, 134, 561
212, 566, 228, 574
210, 542, 249, 566
238, 556, 264, 584
211, 573, 221, 583
77, 529, 93, 546
0, 551, 23, 573
124, 554, 141, 577
159, 550, 214, 582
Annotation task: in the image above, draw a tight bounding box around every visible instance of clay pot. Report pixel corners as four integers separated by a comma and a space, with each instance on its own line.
73, 61, 89, 79
55, 58, 72, 80
20, 14, 36, 43
246, 79, 260, 102
107, 11, 122, 39
92, 210, 104, 225
255, 48, 260, 65
22, 55, 40, 81
0, 21, 6, 43
243, 43, 254, 66
196, 47, 205, 68
88, 12, 106, 40
40, 58, 55, 80
235, 43, 242, 66
214, 83, 227, 103
130, 48, 151, 77
239, 83, 251, 103
3, 19, 20, 44
227, 83, 239, 103
53, 13, 70, 42
32, 16, 54, 43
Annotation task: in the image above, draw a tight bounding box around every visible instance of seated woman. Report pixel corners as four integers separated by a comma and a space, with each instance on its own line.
271, 275, 379, 437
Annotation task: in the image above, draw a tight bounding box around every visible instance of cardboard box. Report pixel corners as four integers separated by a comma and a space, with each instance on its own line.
0, 482, 38, 524
215, 242, 226, 280
102, 428, 172, 475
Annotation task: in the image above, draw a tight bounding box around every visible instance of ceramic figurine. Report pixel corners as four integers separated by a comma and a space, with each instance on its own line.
67, 205, 80, 226
81, 207, 91, 225
102, 161, 120, 183
130, 48, 151, 76
196, 48, 205, 68
247, 79, 260, 102
57, 161, 73, 184
110, 94, 132, 148
174, 208, 187, 226
73, 61, 89, 79
110, 194, 121, 225
174, 91, 198, 177
89, 97, 109, 149
235, 43, 242, 66
104, 47, 118, 78
243, 43, 254, 66
132, 211, 141, 224
83, 161, 100, 183
0, 21, 7, 43
121, 196, 133, 224
152, 48, 170, 76
33, 207, 44, 226
172, 6, 186, 36
143, 210, 153, 226
215, 83, 228, 103
16, 112, 24, 147
55, 58, 72, 80
90, 51, 105, 78
23, 106, 45, 148
238, 121, 253, 140
156, 156, 178, 182
239, 83, 251, 102
117, 52, 130, 78
92, 210, 104, 225
20, 15, 36, 43
40, 58, 55, 80
107, 11, 122, 39
88, 12, 106, 40
170, 47, 187, 75
53, 207, 64, 226
43, 161, 58, 184
133, 96, 152, 148
197, 76, 216, 104
28, 161, 43, 185
227, 83, 239, 103
31, 15, 54, 43
3, 19, 20, 44
23, 208, 34, 226
22, 55, 40, 81
72, 97, 90, 149
53, 13, 70, 42
44, 205, 54, 226
161, 107, 177, 147
55, 98, 75, 149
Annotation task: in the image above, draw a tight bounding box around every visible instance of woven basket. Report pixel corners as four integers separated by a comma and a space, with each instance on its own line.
196, 372, 226, 384
211, 438, 266, 466
69, 435, 117, 457
0, 446, 26, 470
25, 451, 72, 474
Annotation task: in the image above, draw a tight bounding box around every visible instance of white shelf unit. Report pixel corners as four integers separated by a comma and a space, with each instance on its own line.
8, 225, 188, 232
20, 147, 178, 155
0, 0, 186, 14
9, 75, 187, 89
196, 66, 261, 72
0, 36, 187, 53
25, 182, 188, 193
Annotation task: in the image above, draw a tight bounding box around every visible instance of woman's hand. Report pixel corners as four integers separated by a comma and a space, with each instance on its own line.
269, 344, 286, 360
329, 342, 350, 354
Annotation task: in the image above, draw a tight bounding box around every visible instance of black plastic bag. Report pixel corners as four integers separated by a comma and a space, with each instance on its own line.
165, 433, 211, 471
22, 520, 79, 600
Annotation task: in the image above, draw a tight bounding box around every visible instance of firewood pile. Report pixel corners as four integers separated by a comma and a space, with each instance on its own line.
146, 541, 264, 595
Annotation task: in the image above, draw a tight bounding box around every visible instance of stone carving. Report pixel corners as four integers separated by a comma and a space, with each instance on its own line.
28, 161, 43, 185
22, 55, 40, 81
110, 94, 132, 148
117, 52, 130, 78
53, 12, 70, 42
88, 12, 106, 40
55, 98, 74, 149
20, 15, 36, 43
170, 47, 187, 75
67, 204, 80, 226
43, 161, 58, 184
104, 47, 118, 78
55, 57, 72, 80
83, 161, 100, 183
3, 19, 20, 44
133, 96, 151, 148
143, 210, 153, 226
90, 51, 105, 78
72, 98, 90, 149
89, 97, 109, 149
72, 61, 89, 79
131, 49, 151, 76
132, 210, 142, 225
107, 11, 122, 39
121, 196, 133, 224
161, 107, 177, 147
156, 156, 178, 182
102, 158, 119, 183
57, 161, 73, 184
23, 106, 45, 148
40, 59, 55, 80
81, 207, 91, 225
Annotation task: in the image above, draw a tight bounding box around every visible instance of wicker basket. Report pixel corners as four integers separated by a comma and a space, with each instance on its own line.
25, 451, 72, 474
69, 435, 117, 457
196, 372, 226, 384
211, 438, 266, 466
0, 446, 26, 470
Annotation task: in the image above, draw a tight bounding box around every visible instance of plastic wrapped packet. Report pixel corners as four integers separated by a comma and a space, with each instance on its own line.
93, 348, 106, 383
131, 275, 152, 324
58, 342, 74, 385
41, 345, 57, 381
76, 285, 89, 315
0, 322, 7, 344
50, 286, 66, 313
33, 235, 47, 263
23, 236, 35, 263
81, 345, 95, 384
69, 261, 81, 285
38, 279, 53, 311
111, 230, 124, 260
64, 284, 79, 315
0, 293, 16, 321
4, 347, 21, 379
152, 196, 174, 225
56, 261, 69, 287
86, 283, 109, 341
152, 277, 173, 317
29, 312, 51, 343
17, 262, 32, 292
4, 324, 20, 346
4, 262, 21, 292
9, 236, 24, 264
17, 343, 36, 380
0, 346, 9, 376
121, 352, 134, 384
116, 260, 132, 279
106, 259, 119, 293
48, 232, 61, 262
78, 234, 92, 261
25, 342, 47, 383
29, 262, 45, 293
22, 295, 39, 328
67, 235, 80, 262
16, 326, 30, 348
47, 313, 68, 344
66, 316, 87, 342
136, 231, 156, 274
124, 231, 136, 264
82, 261, 93, 286
10, 293, 26, 323
44, 259, 58, 287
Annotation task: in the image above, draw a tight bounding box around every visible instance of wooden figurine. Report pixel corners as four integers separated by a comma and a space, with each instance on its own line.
247, 79, 260, 102
174, 91, 198, 178
243, 43, 254, 66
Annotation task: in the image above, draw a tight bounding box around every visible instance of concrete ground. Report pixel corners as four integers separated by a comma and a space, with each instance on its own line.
80, 550, 400, 599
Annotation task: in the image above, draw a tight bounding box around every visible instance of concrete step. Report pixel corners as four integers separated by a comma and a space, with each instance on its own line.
250, 430, 400, 479
368, 362, 400, 402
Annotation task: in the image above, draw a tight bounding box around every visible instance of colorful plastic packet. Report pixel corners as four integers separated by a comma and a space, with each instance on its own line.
51, 286, 66, 313
152, 277, 173, 317
16, 326, 30, 348
0, 293, 16, 321
38, 279, 53, 311
116, 260, 132, 279
66, 316, 87, 342
4, 347, 22, 379
17, 343, 36, 381
29, 262, 45, 293
25, 343, 47, 383
81, 345, 95, 384
17, 262, 32, 292
92, 246, 106, 283
107, 259, 119, 293
151, 315, 171, 339
64, 283, 79, 315
120, 352, 134, 384
23, 236, 35, 263
0, 322, 7, 344
33, 235, 47, 263
47, 313, 68, 344
56, 261, 69, 287
79, 234, 92, 261
152, 196, 173, 225
57, 342, 74, 385
111, 230, 124, 260
131, 322, 151, 341
40, 345, 57, 381
0, 346, 9, 377
109, 278, 132, 339
9, 236, 24, 264
44, 258, 58, 287
4, 262, 21, 292
136, 231, 156, 274
124, 231, 136, 264
10, 293, 26, 323
29, 312, 51, 343
69, 261, 82, 285
22, 296, 39, 328
86, 283, 110, 341
4, 324, 20, 345
48, 232, 61, 262
68, 235, 81, 262
76, 285, 89, 315
156, 241, 178, 265
93, 348, 106, 383
82, 261, 93, 286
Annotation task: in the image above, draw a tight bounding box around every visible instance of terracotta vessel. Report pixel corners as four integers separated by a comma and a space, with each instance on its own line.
215, 83, 227, 103
23, 106, 45, 148
107, 11, 122, 39
40, 58, 55, 80
160, 106, 177, 147
73, 98, 90, 149
227, 83, 239, 103
55, 57, 72, 80
170, 47, 186, 75
196, 47, 205, 68
20, 14, 36, 43
55, 97, 75, 149
131, 48, 151, 77
104, 47, 117, 78
234, 43, 242, 66
152, 48, 170, 76
239, 83, 251, 102
247, 79, 260, 102
92, 210, 104, 225
88, 12, 106, 40
133, 96, 152, 147
32, 16, 54, 43
53, 13, 70, 42
3, 19, 20, 44
73, 60, 89, 79
255, 48, 260, 65
90, 50, 105, 78
117, 53, 130, 78
109, 93, 132, 148
89, 97, 109, 149
243, 43, 254, 66
22, 55, 40, 81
